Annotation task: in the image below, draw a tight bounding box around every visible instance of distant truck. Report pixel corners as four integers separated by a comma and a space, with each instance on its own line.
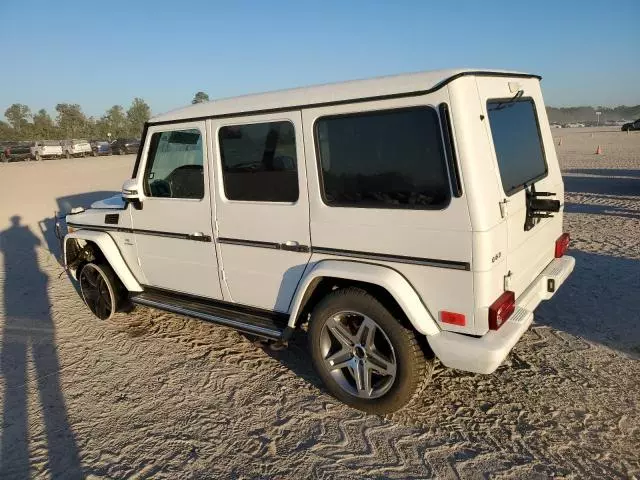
110, 138, 141, 155
62, 139, 93, 158
31, 140, 64, 160
621, 119, 640, 132
1, 142, 32, 162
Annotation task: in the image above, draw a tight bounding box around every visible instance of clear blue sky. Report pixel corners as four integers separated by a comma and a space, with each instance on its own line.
1, 0, 638, 119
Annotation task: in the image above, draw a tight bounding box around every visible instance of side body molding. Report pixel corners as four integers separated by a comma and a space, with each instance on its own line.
64, 230, 143, 292
287, 260, 440, 336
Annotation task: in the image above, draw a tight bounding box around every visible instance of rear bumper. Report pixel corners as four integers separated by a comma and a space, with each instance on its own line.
427, 255, 575, 374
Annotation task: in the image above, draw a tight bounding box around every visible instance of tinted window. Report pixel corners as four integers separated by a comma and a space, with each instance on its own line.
219, 121, 298, 202
316, 108, 450, 209
487, 98, 547, 195
144, 129, 204, 199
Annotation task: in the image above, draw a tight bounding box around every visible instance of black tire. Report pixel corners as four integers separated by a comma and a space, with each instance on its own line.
78, 262, 124, 320
308, 287, 431, 414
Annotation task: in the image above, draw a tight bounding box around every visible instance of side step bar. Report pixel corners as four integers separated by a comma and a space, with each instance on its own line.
130, 289, 290, 340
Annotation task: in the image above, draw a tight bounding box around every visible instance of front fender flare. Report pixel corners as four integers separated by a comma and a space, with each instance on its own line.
64, 230, 142, 292
288, 260, 440, 336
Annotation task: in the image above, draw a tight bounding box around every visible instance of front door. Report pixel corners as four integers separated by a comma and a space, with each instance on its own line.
130, 121, 222, 300
210, 111, 311, 312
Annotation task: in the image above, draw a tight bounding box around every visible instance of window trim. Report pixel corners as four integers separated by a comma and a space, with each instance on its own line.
313, 106, 452, 210
486, 97, 549, 197
217, 119, 300, 204
141, 127, 206, 202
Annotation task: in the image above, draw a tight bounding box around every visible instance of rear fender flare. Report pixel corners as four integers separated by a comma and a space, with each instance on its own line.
287, 260, 440, 336
64, 230, 142, 292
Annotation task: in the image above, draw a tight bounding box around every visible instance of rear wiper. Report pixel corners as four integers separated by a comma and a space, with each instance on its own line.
489, 90, 524, 111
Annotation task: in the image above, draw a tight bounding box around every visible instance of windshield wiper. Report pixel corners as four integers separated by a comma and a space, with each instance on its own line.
489, 89, 524, 111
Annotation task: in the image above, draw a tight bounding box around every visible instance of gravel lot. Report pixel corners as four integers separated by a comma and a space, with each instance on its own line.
0, 127, 638, 479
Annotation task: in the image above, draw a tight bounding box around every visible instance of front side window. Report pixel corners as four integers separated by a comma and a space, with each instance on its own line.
144, 129, 204, 199
316, 107, 450, 209
218, 121, 298, 202
487, 98, 547, 195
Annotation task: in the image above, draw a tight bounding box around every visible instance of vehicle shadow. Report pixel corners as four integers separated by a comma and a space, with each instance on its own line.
535, 249, 640, 356
0, 216, 83, 478
563, 174, 639, 196
566, 168, 640, 179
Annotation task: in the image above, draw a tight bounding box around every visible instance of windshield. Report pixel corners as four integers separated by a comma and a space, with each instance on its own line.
487, 98, 547, 195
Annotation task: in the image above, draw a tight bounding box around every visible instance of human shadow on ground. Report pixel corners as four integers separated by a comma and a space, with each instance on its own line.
535, 249, 640, 356
0, 216, 83, 479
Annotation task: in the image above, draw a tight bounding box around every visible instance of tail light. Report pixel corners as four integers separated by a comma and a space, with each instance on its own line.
555, 233, 570, 258
489, 291, 515, 330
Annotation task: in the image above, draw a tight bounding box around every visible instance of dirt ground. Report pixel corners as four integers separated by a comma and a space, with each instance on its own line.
0, 127, 638, 479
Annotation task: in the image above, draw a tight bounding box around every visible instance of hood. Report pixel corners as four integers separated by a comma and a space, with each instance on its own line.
91, 194, 125, 210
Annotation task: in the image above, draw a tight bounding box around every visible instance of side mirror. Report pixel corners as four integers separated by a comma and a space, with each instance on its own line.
122, 179, 142, 209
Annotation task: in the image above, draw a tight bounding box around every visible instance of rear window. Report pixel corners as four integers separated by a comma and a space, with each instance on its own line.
315, 107, 450, 209
487, 98, 547, 195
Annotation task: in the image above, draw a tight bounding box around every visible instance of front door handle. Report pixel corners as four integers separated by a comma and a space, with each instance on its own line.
279, 240, 309, 253
187, 231, 212, 242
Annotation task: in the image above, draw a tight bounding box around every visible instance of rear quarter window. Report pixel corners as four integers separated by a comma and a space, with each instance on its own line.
315, 107, 451, 209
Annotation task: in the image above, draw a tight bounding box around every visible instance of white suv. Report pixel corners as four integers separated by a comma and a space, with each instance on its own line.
62, 139, 93, 158
61, 69, 575, 413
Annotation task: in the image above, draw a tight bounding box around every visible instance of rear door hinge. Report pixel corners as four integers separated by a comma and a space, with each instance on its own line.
499, 198, 509, 218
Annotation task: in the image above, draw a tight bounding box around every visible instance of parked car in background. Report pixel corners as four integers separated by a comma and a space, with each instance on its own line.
1, 141, 32, 162
62, 139, 93, 158
111, 138, 140, 155
621, 119, 640, 131
90, 140, 113, 156
31, 140, 64, 160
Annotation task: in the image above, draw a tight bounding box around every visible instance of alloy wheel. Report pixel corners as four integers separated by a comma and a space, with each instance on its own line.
319, 311, 397, 399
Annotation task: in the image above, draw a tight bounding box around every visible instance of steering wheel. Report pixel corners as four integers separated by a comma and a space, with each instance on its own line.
149, 179, 172, 197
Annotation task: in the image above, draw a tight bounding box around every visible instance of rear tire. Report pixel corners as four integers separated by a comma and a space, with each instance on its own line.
79, 262, 123, 320
308, 287, 432, 414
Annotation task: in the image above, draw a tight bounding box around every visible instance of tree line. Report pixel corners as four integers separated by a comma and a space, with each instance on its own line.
546, 105, 640, 124
0, 91, 211, 142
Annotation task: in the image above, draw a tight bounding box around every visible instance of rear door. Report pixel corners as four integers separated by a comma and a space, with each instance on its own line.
476, 77, 564, 296
210, 112, 311, 312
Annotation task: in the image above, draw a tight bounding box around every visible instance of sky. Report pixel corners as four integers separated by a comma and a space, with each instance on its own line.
1, 0, 639, 119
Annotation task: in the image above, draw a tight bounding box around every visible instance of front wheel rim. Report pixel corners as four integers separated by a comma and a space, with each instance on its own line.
319, 311, 397, 399
79, 265, 114, 319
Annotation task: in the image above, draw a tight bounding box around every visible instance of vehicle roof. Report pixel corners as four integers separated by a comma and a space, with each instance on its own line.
150, 68, 540, 124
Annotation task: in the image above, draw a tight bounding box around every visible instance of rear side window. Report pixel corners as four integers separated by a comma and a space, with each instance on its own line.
144, 129, 204, 199
315, 107, 450, 209
218, 121, 298, 202
487, 98, 547, 195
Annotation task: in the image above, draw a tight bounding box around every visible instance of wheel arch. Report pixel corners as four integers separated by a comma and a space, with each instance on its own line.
64, 230, 142, 292
288, 260, 440, 336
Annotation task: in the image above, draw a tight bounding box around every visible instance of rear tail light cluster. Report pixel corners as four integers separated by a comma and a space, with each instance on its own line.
555, 233, 570, 258
489, 291, 515, 330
